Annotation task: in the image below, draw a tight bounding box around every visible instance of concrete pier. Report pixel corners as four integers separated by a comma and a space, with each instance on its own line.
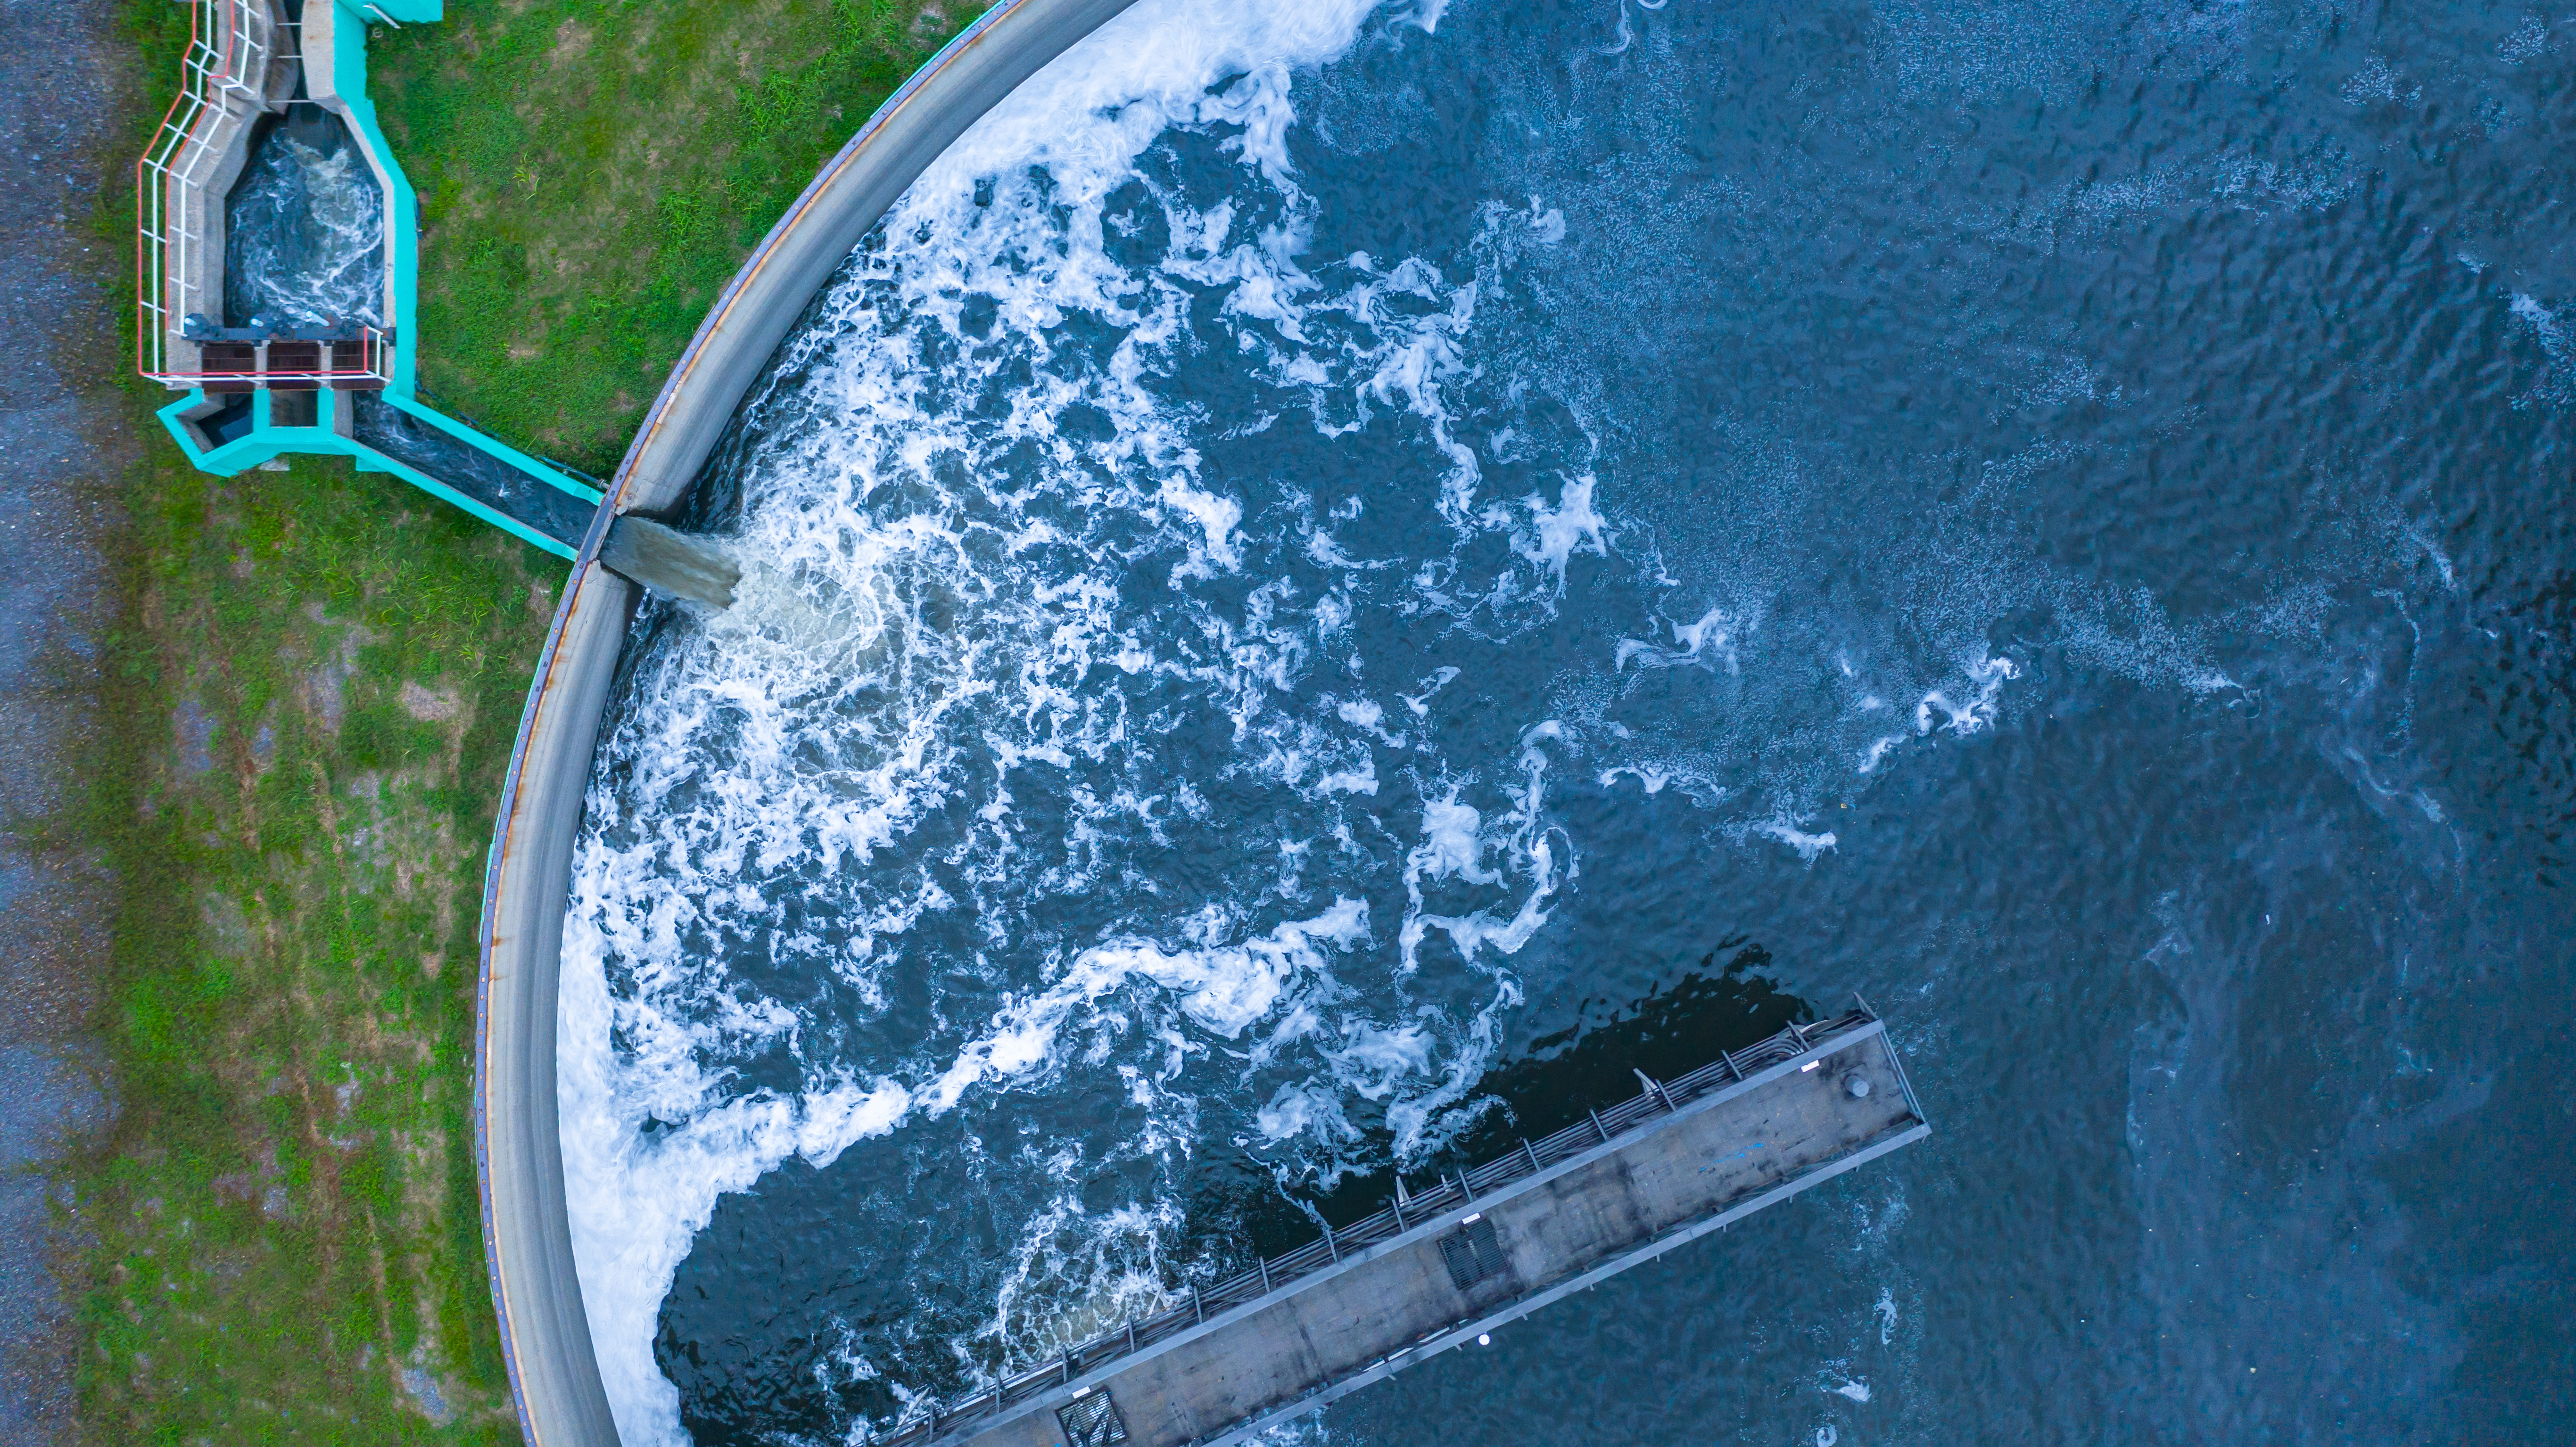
899, 1007, 1928, 1447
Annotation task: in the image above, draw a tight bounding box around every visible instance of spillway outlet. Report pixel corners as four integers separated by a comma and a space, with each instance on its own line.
603, 514, 741, 611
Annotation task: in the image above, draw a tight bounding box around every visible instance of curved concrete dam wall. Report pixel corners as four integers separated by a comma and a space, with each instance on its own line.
473, 1, 1146, 1442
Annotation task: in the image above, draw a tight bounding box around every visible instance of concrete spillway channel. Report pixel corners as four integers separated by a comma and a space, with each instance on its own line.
894, 1009, 1926, 1447
135, 0, 739, 615
348, 394, 740, 610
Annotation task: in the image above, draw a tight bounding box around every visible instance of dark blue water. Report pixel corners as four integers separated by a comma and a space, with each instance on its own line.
564, 1, 2576, 1443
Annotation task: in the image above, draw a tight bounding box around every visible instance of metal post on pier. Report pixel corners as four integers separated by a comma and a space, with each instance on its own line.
1191, 1285, 1205, 1324
1721, 1046, 1742, 1081
1323, 1220, 1338, 1262
1258, 1257, 1271, 1293
1521, 1139, 1541, 1175
1589, 1108, 1609, 1144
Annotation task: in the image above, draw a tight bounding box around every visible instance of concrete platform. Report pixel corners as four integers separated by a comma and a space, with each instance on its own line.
904, 1008, 1929, 1447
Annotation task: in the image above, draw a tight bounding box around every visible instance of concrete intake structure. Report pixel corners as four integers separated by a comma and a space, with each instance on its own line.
140, 0, 613, 559
894, 1008, 1928, 1447
476, 1, 1148, 1443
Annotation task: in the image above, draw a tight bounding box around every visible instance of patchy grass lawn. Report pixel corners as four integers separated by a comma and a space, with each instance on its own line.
70, 438, 560, 1443
72, 14, 558, 1438
73, 0, 970, 1437
372, 0, 963, 474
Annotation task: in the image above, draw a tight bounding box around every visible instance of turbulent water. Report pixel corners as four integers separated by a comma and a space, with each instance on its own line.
222, 106, 384, 329
563, 1, 2576, 1443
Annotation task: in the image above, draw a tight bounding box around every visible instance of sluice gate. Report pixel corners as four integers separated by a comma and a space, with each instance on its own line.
904, 1006, 1929, 1447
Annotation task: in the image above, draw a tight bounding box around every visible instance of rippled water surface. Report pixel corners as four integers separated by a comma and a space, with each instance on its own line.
564, 1, 2576, 1442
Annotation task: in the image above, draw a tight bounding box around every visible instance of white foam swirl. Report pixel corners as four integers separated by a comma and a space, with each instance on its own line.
560, 2, 1548, 1441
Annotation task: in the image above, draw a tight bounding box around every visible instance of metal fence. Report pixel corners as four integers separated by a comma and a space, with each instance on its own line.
884, 1004, 1882, 1445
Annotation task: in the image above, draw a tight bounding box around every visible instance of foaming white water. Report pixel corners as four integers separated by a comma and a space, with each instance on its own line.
1617, 604, 1747, 672
561, 2, 1512, 1441
930, 898, 1372, 1112
1752, 815, 1839, 863
918, 0, 1408, 199
555, 0, 2202, 1432
1915, 655, 2020, 736
225, 126, 384, 327
557, 907, 912, 1436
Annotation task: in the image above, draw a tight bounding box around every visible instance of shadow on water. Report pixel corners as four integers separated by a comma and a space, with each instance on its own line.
1204, 940, 1815, 1262
652, 943, 1813, 1442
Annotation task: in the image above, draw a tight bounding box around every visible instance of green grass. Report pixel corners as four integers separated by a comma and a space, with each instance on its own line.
71, 1, 970, 1436
372, 0, 966, 474
70, 439, 557, 1442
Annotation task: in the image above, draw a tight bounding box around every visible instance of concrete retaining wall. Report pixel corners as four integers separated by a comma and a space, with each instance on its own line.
473, 2, 1145, 1442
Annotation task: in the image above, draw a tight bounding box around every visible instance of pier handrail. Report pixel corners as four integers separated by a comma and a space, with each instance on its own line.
882, 1006, 1884, 1446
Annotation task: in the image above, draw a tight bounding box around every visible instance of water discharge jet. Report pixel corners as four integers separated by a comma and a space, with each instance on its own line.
599, 516, 741, 614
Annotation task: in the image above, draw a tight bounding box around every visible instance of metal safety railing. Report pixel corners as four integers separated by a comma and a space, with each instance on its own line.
183, 329, 397, 392
883, 1005, 1883, 1446
132, 0, 382, 388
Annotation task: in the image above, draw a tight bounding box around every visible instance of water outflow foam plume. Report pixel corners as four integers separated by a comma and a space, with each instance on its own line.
565, 5, 1427, 1439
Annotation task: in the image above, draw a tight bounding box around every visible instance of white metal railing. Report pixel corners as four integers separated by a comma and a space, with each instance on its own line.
137, 0, 396, 392
139, 1, 330, 385
184, 329, 397, 393
136, 0, 265, 379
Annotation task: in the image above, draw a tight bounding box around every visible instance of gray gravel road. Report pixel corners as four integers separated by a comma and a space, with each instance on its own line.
0, 0, 136, 1438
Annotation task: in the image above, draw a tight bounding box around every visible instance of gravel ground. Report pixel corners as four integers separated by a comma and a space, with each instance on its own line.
0, 0, 140, 1437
